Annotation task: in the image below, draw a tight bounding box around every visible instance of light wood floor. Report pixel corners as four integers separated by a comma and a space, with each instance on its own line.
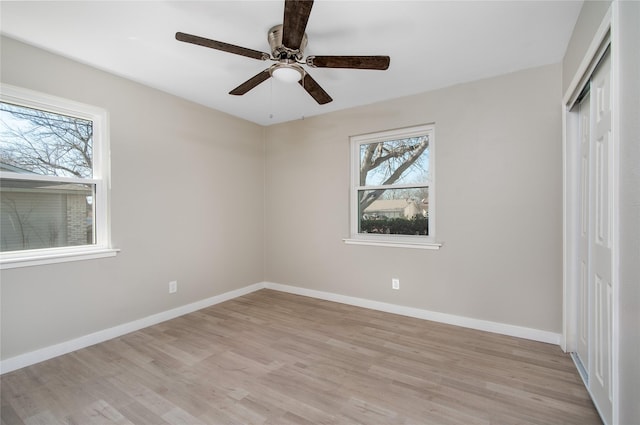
1, 289, 601, 425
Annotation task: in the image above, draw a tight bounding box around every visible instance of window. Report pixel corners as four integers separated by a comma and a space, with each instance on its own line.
346, 124, 440, 249
0, 84, 115, 268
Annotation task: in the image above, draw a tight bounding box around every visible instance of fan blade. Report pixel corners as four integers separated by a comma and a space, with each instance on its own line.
229, 69, 271, 95
282, 0, 313, 50
298, 72, 332, 105
176, 32, 270, 61
306, 55, 390, 70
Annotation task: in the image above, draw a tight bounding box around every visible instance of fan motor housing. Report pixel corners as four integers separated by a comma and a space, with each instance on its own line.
268, 24, 307, 61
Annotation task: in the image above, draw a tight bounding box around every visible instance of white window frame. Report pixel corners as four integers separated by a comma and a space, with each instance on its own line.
0, 84, 117, 268
344, 123, 441, 250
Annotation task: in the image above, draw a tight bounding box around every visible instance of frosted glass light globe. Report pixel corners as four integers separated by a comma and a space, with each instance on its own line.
272, 66, 303, 83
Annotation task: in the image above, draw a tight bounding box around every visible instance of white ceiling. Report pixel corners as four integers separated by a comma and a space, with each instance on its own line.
0, 1, 582, 126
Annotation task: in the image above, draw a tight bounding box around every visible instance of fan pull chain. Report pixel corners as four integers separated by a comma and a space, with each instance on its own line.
269, 78, 274, 120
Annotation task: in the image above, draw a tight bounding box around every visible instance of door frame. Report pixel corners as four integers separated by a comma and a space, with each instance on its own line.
562, 3, 620, 424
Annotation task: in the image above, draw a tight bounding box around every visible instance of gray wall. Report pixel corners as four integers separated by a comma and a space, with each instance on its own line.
0, 36, 265, 360
265, 63, 563, 333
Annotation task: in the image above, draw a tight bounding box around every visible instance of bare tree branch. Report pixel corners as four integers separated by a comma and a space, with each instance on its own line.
359, 136, 429, 212
1, 103, 92, 177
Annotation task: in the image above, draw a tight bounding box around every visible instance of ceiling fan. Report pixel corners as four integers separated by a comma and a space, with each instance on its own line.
175, 0, 390, 105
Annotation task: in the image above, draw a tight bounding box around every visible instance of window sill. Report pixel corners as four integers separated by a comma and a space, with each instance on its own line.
0, 247, 120, 269
343, 238, 442, 250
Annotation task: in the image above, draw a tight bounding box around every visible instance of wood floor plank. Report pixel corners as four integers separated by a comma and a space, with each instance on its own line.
1, 289, 601, 424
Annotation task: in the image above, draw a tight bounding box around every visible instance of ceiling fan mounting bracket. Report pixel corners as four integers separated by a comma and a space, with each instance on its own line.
268, 24, 307, 62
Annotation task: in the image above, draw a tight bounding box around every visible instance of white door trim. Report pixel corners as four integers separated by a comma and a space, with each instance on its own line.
609, 3, 622, 423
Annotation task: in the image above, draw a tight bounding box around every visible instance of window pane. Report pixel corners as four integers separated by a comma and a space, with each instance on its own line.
359, 135, 429, 187
0, 179, 95, 252
0, 102, 93, 178
358, 187, 429, 235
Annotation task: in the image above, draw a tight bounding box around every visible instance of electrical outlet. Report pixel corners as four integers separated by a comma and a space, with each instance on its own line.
392, 278, 400, 290
169, 280, 177, 294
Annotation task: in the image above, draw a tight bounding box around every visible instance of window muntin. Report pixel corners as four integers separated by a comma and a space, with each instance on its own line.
0, 84, 111, 263
350, 124, 435, 245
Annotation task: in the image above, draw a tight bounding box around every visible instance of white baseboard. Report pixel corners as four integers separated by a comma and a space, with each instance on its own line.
0, 282, 264, 374
1, 281, 561, 374
264, 282, 561, 345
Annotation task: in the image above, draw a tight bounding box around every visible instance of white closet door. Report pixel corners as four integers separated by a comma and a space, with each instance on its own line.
576, 93, 590, 373
588, 50, 613, 424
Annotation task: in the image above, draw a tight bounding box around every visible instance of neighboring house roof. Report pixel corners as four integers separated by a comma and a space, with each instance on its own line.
364, 199, 428, 218
1, 163, 91, 194
0, 162, 37, 174
364, 199, 414, 213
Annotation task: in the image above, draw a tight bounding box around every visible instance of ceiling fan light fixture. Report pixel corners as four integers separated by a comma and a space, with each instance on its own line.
176, 0, 389, 105
271, 63, 304, 83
